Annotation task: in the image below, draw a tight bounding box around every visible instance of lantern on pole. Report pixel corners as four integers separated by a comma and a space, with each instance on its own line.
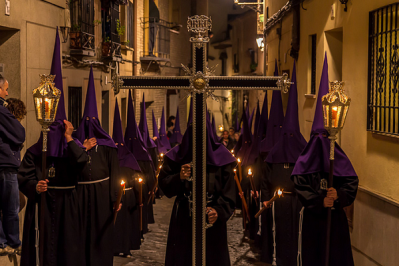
321, 81, 351, 266
32, 74, 61, 266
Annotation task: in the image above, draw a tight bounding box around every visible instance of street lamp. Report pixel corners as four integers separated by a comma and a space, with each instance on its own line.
32, 74, 61, 266
321, 80, 351, 266
256, 35, 264, 51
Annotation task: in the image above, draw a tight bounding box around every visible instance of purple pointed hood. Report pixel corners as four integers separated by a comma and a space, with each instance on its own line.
211, 114, 219, 141
165, 111, 236, 167
124, 90, 152, 162
260, 61, 284, 154
260, 91, 269, 139
159, 107, 171, 151
113, 99, 141, 171
169, 107, 183, 144
266, 62, 307, 163
243, 101, 263, 166
139, 93, 157, 149
153, 110, 168, 154
292, 54, 357, 177
236, 108, 252, 166
28, 29, 86, 157
75, 67, 116, 148
248, 108, 255, 133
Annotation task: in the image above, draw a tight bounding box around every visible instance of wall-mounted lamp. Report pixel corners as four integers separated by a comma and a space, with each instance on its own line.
256, 35, 264, 52
339, 0, 348, 12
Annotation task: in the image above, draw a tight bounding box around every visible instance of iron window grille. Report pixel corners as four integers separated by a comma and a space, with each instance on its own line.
125, 1, 134, 47
68, 86, 82, 129
69, 0, 95, 51
368, 3, 399, 137
140, 17, 173, 59
102, 2, 122, 57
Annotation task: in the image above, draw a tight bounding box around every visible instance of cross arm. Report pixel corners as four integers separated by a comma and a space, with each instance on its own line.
114, 76, 191, 93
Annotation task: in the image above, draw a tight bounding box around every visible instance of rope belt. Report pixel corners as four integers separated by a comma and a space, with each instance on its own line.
47, 185, 75, 189
78, 177, 109, 185
125, 187, 133, 191
297, 207, 305, 266
272, 191, 277, 266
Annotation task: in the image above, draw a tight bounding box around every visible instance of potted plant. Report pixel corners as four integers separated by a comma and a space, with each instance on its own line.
102, 37, 111, 57
70, 24, 81, 48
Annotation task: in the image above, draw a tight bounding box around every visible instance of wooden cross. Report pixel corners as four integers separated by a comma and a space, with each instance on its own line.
112, 15, 291, 266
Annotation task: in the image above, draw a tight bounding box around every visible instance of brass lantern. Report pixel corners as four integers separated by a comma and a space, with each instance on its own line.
322, 81, 351, 136
33, 74, 61, 127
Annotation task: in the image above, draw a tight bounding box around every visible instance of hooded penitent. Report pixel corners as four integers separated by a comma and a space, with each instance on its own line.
113, 99, 141, 172
236, 108, 252, 167
244, 101, 263, 166
124, 90, 152, 162
266, 62, 307, 164
260, 91, 269, 139
75, 67, 116, 148
159, 107, 171, 151
248, 108, 255, 134
292, 55, 357, 177
139, 93, 157, 149
29, 29, 84, 156
260, 61, 284, 155
169, 107, 183, 145
153, 110, 168, 154
165, 111, 236, 167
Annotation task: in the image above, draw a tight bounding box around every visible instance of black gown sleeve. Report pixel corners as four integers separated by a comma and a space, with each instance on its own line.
158, 157, 185, 198
291, 173, 325, 213
67, 140, 89, 168
18, 151, 39, 201
0, 108, 25, 146
108, 147, 121, 202
211, 163, 236, 223
335, 175, 359, 209
261, 163, 272, 202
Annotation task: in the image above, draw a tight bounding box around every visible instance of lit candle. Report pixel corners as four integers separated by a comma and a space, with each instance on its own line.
113, 180, 125, 224
331, 106, 338, 127
247, 168, 258, 206
233, 169, 250, 222
255, 189, 284, 219
138, 177, 143, 231
44, 98, 50, 113
237, 158, 243, 182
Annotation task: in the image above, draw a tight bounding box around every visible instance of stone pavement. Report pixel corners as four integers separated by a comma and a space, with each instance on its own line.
113, 197, 270, 266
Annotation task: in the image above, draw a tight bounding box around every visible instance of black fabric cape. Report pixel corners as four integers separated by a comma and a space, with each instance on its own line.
76, 145, 120, 266
261, 163, 302, 266
159, 157, 236, 266
291, 172, 358, 266
113, 167, 141, 255
137, 160, 157, 232
18, 141, 88, 266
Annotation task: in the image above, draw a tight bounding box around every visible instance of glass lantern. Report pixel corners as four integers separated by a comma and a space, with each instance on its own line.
322, 81, 351, 135
32, 74, 61, 127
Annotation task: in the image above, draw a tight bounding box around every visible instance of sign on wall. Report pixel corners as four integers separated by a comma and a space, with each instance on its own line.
5, 0, 10, 16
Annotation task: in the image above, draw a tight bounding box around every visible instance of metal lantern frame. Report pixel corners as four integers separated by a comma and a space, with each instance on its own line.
322, 81, 351, 138
33, 74, 61, 130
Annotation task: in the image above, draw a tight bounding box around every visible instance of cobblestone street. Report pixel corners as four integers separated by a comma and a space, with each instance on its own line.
113, 197, 270, 266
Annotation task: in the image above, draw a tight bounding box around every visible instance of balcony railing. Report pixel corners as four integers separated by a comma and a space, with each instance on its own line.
70, 31, 95, 51
140, 17, 175, 60
69, 0, 95, 51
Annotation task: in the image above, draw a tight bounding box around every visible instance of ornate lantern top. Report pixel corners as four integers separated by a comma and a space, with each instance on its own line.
322, 81, 351, 135
187, 15, 212, 43
33, 74, 61, 128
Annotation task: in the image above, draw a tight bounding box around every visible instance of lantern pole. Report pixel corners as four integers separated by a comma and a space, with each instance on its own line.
39, 127, 49, 266
322, 81, 351, 266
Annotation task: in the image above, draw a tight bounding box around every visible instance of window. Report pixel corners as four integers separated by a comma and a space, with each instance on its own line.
102, 2, 121, 57
68, 87, 82, 129
69, 0, 95, 50
310, 34, 317, 95
126, 1, 134, 46
368, 4, 399, 136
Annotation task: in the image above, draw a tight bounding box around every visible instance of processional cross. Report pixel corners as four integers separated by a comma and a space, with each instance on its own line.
112, 15, 291, 266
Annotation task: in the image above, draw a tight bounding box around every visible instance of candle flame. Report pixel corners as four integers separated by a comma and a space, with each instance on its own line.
138, 178, 143, 183
231, 149, 234, 153
159, 165, 162, 169
248, 168, 252, 175
160, 153, 164, 157
234, 169, 236, 173
332, 106, 338, 111
237, 158, 241, 163
121, 180, 125, 185
278, 189, 283, 196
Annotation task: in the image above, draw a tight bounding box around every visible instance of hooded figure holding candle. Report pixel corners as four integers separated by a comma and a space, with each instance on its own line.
18, 30, 88, 266
125, 90, 157, 233
159, 102, 237, 266
73, 67, 121, 266
261, 62, 306, 266
112, 99, 143, 255
291, 55, 358, 266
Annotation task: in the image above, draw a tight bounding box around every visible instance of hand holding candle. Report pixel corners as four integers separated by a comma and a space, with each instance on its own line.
113, 180, 125, 224
247, 168, 258, 206
234, 169, 250, 222
237, 158, 243, 182
255, 189, 284, 219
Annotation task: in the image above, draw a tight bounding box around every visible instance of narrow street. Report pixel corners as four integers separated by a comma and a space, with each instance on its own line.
113, 197, 270, 266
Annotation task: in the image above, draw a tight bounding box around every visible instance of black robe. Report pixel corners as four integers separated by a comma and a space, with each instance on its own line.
137, 160, 156, 232
18, 141, 88, 266
113, 167, 141, 255
291, 172, 358, 266
76, 145, 120, 266
261, 163, 302, 266
159, 157, 236, 266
